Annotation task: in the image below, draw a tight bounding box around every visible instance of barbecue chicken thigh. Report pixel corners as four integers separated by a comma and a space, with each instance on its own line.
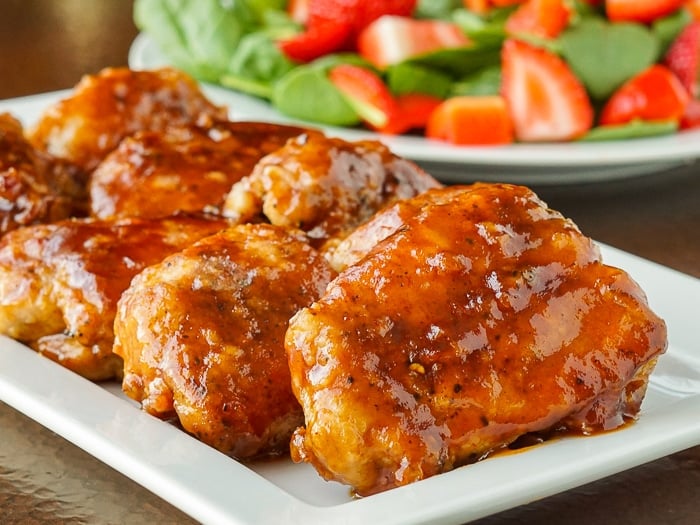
286, 183, 668, 496
89, 121, 312, 220
0, 214, 229, 380
1, 113, 86, 234
114, 224, 334, 458
222, 133, 441, 254
29, 67, 227, 172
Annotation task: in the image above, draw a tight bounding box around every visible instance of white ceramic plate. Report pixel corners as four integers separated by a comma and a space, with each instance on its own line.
1, 91, 699, 525
0, 242, 698, 525
128, 32, 700, 185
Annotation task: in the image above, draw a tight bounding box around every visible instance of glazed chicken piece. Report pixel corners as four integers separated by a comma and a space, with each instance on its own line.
222, 133, 441, 254
28, 67, 227, 172
114, 224, 334, 458
0, 214, 230, 380
89, 121, 313, 219
286, 183, 668, 496
1, 113, 86, 233
327, 184, 463, 272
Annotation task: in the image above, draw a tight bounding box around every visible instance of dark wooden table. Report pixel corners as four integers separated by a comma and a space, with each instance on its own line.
1, 1, 698, 524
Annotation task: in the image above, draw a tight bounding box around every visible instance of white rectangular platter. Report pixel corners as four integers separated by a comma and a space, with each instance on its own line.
0, 92, 699, 525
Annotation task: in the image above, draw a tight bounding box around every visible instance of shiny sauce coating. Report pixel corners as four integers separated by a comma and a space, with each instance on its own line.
223, 133, 441, 253
286, 183, 667, 496
89, 121, 311, 219
0, 214, 230, 379
29, 67, 227, 171
114, 224, 335, 458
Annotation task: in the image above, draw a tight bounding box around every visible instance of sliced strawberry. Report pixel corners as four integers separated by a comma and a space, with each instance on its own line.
680, 98, 700, 128
278, 21, 352, 62
664, 21, 700, 97
279, 0, 417, 62
501, 39, 593, 142
348, 0, 418, 37
606, 0, 685, 23
462, 0, 526, 12
328, 64, 398, 129
599, 64, 690, 125
380, 94, 443, 135
462, 0, 491, 13
288, 0, 310, 24
358, 16, 470, 69
426, 96, 514, 145
308, 0, 418, 28
505, 0, 573, 39
329, 68, 441, 134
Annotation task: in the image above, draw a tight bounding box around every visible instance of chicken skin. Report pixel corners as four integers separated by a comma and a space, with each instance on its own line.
0, 214, 230, 380
29, 67, 227, 172
286, 183, 668, 496
1, 113, 86, 234
89, 121, 313, 220
114, 224, 335, 459
222, 133, 441, 254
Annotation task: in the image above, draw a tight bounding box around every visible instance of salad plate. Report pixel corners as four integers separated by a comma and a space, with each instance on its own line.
0, 238, 699, 525
128, 32, 700, 185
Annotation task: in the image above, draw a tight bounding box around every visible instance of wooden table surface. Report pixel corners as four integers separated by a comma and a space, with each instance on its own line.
1, 1, 698, 524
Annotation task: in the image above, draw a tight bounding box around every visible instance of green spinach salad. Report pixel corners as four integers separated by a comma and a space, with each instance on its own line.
134, 0, 700, 146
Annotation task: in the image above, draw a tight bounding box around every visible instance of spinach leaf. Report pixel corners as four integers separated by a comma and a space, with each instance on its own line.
134, 0, 255, 82
133, 0, 291, 83
569, 0, 604, 18
653, 8, 692, 55
558, 18, 660, 101
414, 0, 462, 20
451, 66, 501, 96
386, 63, 452, 98
452, 8, 508, 46
272, 61, 361, 126
221, 31, 296, 99
579, 120, 678, 141
243, 0, 287, 24
403, 43, 502, 78
310, 53, 375, 70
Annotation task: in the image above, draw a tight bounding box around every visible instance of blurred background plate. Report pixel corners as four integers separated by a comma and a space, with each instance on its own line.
129, 33, 700, 185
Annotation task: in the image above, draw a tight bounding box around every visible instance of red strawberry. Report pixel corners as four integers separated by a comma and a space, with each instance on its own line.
329, 66, 442, 134
599, 64, 690, 125
358, 16, 470, 69
500, 39, 594, 142
279, 0, 417, 62
381, 93, 443, 135
680, 98, 700, 128
463, 0, 491, 12
328, 64, 399, 129
344, 0, 418, 39
462, 0, 526, 13
288, 0, 310, 24
278, 21, 352, 63
606, 0, 685, 23
664, 21, 700, 97
505, 0, 573, 39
